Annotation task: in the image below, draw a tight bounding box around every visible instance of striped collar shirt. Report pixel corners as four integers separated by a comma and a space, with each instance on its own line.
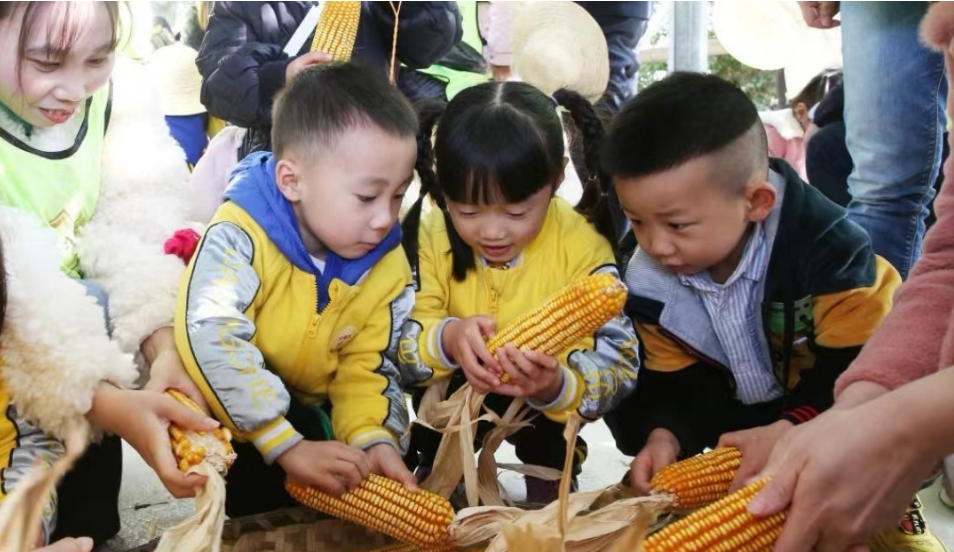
678, 223, 784, 404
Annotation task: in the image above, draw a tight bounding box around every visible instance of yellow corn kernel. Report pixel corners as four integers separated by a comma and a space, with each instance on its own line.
490, 273, 627, 383
286, 474, 455, 545
651, 448, 743, 511
644, 478, 785, 552
166, 389, 236, 475
310, 1, 362, 61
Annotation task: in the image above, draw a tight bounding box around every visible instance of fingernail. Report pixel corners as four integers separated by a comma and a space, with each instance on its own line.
77, 536, 95, 551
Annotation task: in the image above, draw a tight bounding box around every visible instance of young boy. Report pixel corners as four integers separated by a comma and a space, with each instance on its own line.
175, 63, 419, 516
602, 72, 902, 495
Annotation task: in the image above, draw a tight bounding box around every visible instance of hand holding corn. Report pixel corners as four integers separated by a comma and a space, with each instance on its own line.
718, 420, 794, 492
493, 344, 564, 403
366, 443, 419, 491
630, 427, 681, 495
441, 315, 501, 393
485, 272, 627, 384
276, 439, 372, 497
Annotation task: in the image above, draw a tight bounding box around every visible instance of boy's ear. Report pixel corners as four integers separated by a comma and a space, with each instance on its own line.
275, 159, 302, 202
745, 179, 776, 223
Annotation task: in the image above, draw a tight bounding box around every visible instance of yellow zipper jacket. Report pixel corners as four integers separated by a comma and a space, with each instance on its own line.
398, 198, 640, 422
176, 153, 414, 464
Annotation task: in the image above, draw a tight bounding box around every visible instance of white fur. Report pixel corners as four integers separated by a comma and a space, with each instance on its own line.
0, 207, 137, 443
75, 58, 193, 355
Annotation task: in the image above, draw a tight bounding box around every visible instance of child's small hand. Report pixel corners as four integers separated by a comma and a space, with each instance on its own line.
286, 51, 332, 81
277, 440, 371, 497
718, 420, 793, 492
366, 443, 418, 490
628, 428, 680, 495
442, 317, 501, 393
493, 344, 563, 403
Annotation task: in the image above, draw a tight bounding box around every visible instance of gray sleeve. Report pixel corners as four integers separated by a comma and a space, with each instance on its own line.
0, 405, 65, 544
569, 265, 641, 421
182, 222, 299, 458
378, 285, 415, 453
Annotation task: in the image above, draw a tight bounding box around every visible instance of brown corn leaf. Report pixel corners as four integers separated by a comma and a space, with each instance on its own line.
501, 521, 564, 552
460, 387, 480, 508
421, 387, 485, 498
557, 415, 582, 538
495, 464, 562, 481
477, 398, 534, 506
154, 464, 227, 552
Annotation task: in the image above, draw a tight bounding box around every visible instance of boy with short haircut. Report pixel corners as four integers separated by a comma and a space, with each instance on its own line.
602, 72, 901, 494
175, 63, 419, 516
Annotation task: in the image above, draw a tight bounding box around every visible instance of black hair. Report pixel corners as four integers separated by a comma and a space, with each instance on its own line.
0, 2, 123, 76
404, 81, 617, 281
791, 69, 842, 110
603, 72, 769, 193
272, 62, 418, 160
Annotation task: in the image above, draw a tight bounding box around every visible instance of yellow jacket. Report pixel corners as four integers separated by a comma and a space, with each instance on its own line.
176, 153, 414, 464
398, 198, 640, 423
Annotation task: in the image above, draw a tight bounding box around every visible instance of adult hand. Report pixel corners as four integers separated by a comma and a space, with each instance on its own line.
628, 428, 680, 495
286, 51, 332, 82
797, 2, 841, 29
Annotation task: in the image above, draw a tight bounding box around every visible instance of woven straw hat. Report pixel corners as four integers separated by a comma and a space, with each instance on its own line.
149, 42, 206, 116
510, 1, 610, 103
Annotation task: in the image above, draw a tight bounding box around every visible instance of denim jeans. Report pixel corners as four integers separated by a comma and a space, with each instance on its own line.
841, 1, 947, 279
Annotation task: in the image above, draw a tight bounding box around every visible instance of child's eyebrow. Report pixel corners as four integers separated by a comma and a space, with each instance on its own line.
657, 208, 688, 217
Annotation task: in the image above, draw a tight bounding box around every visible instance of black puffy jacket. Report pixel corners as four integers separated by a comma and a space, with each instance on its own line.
197, 1, 462, 151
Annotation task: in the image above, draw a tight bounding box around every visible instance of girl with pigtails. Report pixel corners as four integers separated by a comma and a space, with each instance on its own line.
397, 81, 640, 504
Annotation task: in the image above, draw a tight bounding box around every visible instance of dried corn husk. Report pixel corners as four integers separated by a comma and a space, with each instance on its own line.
0, 424, 87, 552
445, 414, 673, 552
418, 384, 538, 507
153, 464, 226, 552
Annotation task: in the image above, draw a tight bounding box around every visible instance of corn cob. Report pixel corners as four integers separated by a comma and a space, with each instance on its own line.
310, 1, 362, 61
650, 448, 743, 511
490, 273, 627, 382
644, 478, 785, 552
286, 474, 455, 545
166, 389, 236, 475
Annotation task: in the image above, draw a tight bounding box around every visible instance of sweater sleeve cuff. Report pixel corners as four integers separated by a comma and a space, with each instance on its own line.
349, 427, 401, 452
527, 365, 579, 414
259, 58, 291, 105
781, 405, 821, 425
429, 317, 461, 371
250, 416, 303, 464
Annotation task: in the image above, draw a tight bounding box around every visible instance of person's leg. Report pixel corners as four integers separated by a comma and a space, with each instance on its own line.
50, 435, 123, 545
509, 413, 588, 504
805, 122, 854, 208
224, 396, 331, 517
841, 1, 946, 278
577, 2, 650, 114
52, 281, 120, 545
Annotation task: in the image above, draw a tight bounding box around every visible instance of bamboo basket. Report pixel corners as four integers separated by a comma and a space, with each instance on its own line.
129, 507, 471, 552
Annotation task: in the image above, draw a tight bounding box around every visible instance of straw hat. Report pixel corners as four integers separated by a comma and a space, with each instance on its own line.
149, 42, 206, 116
510, 1, 610, 104
712, 1, 842, 96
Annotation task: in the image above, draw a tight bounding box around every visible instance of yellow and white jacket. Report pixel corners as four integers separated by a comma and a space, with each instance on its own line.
398, 198, 640, 422
176, 153, 414, 464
